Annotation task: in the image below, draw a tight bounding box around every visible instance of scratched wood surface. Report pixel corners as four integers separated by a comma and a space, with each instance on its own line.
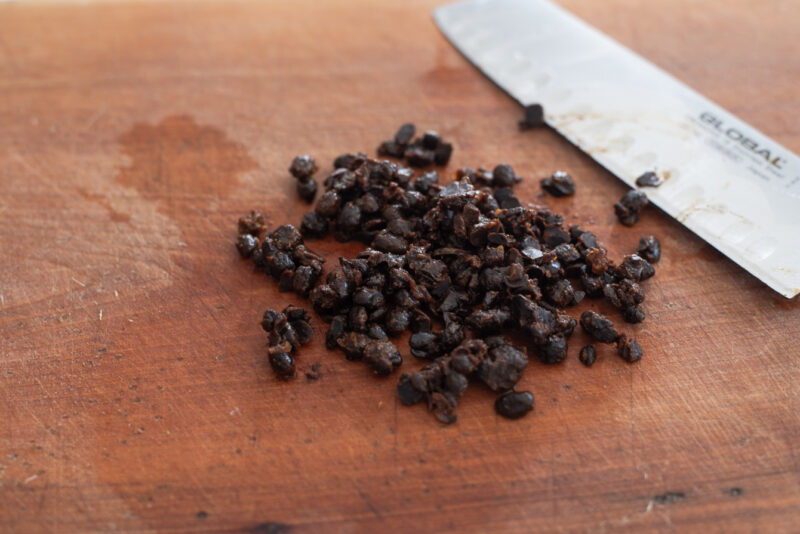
1, 0, 799, 532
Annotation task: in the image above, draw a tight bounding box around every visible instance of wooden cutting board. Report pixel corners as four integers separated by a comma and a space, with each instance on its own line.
1, 0, 798, 532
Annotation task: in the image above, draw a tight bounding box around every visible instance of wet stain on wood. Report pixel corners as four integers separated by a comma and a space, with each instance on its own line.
116, 114, 257, 218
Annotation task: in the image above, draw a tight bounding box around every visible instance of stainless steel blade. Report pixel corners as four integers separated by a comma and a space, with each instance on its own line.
434, 0, 800, 298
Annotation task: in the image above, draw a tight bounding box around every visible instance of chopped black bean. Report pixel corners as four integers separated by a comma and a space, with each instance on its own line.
518, 103, 544, 130
623, 305, 646, 323
271, 225, 303, 251
492, 164, 520, 188
637, 235, 661, 263
635, 171, 662, 188
395, 123, 416, 145
579, 345, 597, 366
614, 190, 649, 226
580, 310, 619, 343
434, 142, 453, 166
333, 152, 366, 169
289, 155, 318, 181
495, 390, 534, 419
236, 233, 259, 258
404, 145, 435, 167
617, 254, 655, 282
478, 340, 528, 391
238, 210, 266, 236
300, 211, 329, 238
541, 171, 575, 197
296, 179, 317, 203
616, 334, 643, 362
269, 351, 295, 380
362, 340, 402, 376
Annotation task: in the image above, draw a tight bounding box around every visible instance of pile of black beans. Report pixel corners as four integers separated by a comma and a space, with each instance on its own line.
237, 124, 659, 424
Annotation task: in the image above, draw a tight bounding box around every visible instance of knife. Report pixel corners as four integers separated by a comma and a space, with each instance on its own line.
434, 0, 800, 298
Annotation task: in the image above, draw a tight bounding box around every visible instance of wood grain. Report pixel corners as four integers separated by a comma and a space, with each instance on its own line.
1, 0, 799, 532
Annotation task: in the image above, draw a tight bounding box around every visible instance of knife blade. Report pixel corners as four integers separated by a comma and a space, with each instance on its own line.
434, 0, 800, 298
